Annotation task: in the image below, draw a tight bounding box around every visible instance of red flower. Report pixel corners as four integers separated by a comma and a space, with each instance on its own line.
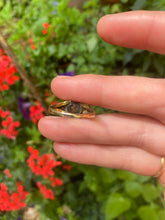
27, 146, 63, 201
0, 182, 28, 211
0, 183, 7, 191
42, 22, 50, 35
31, 44, 36, 50
28, 38, 33, 44
4, 169, 12, 178
27, 146, 62, 179
37, 182, 54, 200
44, 91, 50, 96
30, 102, 44, 124
0, 108, 10, 118
28, 38, 36, 50
43, 29, 48, 35
43, 22, 50, 29
49, 177, 63, 187
0, 109, 20, 139
27, 146, 34, 154
0, 51, 19, 91
0, 49, 4, 56
62, 165, 72, 171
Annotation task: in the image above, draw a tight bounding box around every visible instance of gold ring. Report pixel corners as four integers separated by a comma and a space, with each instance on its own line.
48, 101, 95, 119
154, 157, 165, 178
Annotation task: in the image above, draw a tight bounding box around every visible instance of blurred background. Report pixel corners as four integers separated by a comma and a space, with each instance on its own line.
0, 0, 165, 219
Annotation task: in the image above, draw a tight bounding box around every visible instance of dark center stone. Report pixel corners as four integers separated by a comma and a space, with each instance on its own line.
66, 102, 81, 113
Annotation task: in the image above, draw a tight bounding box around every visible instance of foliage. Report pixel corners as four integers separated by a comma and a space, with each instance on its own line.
0, 0, 165, 219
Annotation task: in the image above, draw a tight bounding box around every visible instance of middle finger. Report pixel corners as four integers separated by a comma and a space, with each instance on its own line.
38, 113, 165, 156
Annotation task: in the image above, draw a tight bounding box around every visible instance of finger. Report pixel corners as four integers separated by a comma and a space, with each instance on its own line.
158, 159, 165, 189
54, 142, 165, 190
97, 11, 165, 55
38, 114, 165, 156
51, 74, 165, 122
53, 142, 161, 176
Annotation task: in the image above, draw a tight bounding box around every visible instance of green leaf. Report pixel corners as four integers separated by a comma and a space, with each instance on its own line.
121, 0, 128, 3
98, 168, 117, 184
105, 193, 131, 220
12, 147, 26, 164
138, 206, 159, 220
87, 35, 98, 52
57, 44, 68, 58
25, 124, 41, 142
131, 0, 147, 10
67, 64, 76, 72
83, 0, 99, 9
142, 56, 152, 72
123, 51, 134, 65
47, 45, 57, 56
0, 2, 12, 24
111, 4, 122, 14
115, 170, 138, 181
138, 175, 151, 183
124, 181, 142, 198
142, 184, 161, 202
158, 210, 165, 220
153, 58, 165, 75
32, 17, 47, 35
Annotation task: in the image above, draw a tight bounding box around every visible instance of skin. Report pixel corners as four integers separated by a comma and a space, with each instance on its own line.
38, 10, 165, 197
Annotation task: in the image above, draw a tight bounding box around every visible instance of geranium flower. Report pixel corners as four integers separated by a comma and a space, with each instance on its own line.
0, 113, 20, 140
43, 29, 48, 35
0, 52, 19, 91
49, 177, 63, 187
42, 22, 50, 35
0, 182, 28, 211
4, 169, 12, 178
36, 182, 54, 200
29, 102, 44, 124
62, 165, 72, 171
0, 108, 10, 118
27, 146, 62, 178
28, 38, 36, 50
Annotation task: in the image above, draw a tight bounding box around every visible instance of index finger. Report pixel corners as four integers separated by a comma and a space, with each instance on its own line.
51, 75, 165, 122
97, 10, 165, 55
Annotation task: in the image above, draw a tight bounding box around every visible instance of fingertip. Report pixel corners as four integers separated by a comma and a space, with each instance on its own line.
38, 116, 58, 138
38, 117, 50, 137
51, 76, 60, 94
38, 117, 45, 132
53, 142, 75, 161
97, 15, 111, 40
51, 75, 76, 96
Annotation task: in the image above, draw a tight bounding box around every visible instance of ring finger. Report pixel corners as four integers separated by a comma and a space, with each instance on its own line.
53, 142, 161, 177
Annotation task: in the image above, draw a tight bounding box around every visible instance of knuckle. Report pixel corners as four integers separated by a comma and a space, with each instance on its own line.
149, 80, 165, 119
128, 118, 148, 147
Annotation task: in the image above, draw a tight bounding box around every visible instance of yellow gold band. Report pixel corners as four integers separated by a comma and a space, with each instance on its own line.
154, 157, 165, 178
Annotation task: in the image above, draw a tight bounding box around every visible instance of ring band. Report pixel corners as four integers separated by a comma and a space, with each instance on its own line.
154, 157, 165, 178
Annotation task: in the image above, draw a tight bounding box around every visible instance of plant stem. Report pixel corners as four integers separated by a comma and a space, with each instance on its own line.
0, 34, 48, 114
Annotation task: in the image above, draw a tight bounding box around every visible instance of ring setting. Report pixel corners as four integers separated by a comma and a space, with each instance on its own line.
154, 157, 165, 178
48, 101, 95, 119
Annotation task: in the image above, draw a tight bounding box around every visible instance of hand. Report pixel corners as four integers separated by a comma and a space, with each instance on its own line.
38, 11, 165, 195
